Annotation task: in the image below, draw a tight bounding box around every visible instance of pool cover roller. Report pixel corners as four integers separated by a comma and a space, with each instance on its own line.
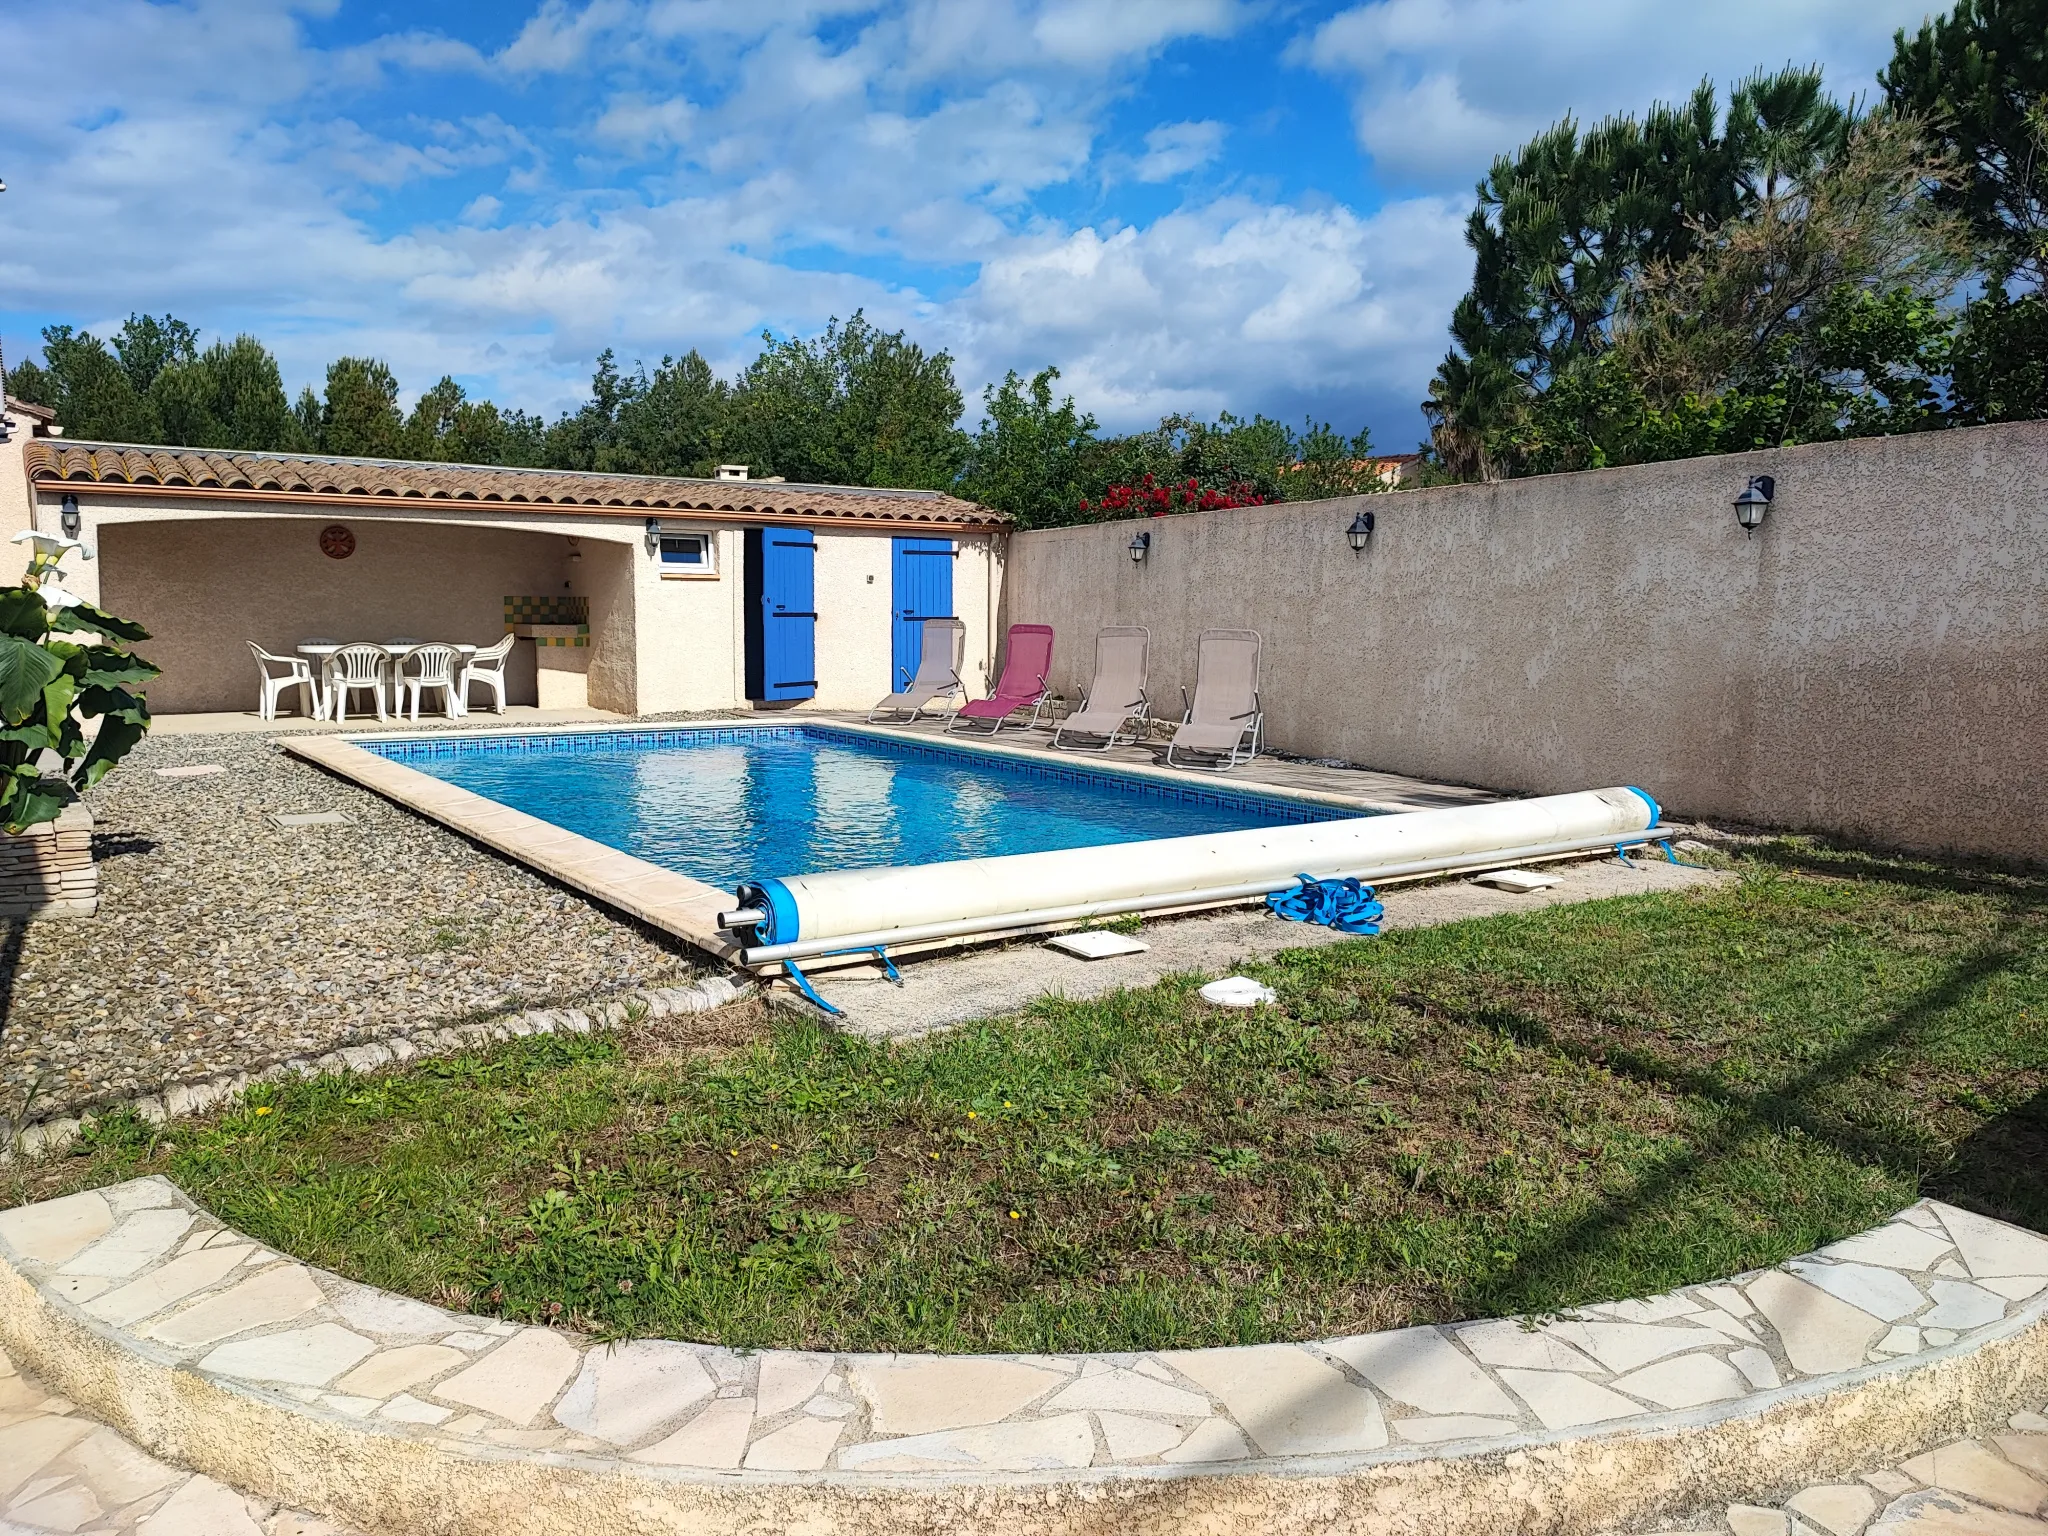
735, 785, 1661, 952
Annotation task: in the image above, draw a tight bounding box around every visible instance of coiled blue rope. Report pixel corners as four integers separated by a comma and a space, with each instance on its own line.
1266, 874, 1384, 935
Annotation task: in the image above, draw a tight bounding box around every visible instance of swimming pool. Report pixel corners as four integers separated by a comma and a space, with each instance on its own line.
366, 724, 1352, 891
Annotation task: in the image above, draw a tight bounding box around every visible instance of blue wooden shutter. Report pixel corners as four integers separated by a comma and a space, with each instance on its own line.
890, 537, 955, 689
751, 528, 817, 700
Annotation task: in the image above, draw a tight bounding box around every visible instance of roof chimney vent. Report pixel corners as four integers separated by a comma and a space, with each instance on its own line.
715, 464, 750, 481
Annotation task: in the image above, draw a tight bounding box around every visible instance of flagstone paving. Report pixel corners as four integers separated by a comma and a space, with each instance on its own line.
1613, 1417, 2048, 1535
1, 1178, 2044, 1522
0, 1335, 2039, 1536
0, 1344, 355, 1535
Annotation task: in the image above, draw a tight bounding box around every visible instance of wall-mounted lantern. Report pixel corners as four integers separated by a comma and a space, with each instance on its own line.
1345, 509, 1375, 553
644, 516, 662, 553
1127, 529, 1151, 564
1734, 475, 1774, 536
59, 494, 81, 540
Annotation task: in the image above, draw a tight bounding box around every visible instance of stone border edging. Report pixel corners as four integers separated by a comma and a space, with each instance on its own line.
3, 975, 753, 1161
3, 1181, 2046, 1535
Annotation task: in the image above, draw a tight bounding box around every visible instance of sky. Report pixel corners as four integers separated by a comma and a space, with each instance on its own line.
0, 0, 1942, 451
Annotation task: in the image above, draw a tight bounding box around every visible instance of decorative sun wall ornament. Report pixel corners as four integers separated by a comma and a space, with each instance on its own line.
319, 525, 357, 560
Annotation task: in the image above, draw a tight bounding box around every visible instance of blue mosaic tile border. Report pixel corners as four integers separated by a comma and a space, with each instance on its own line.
362, 724, 1357, 825
367, 726, 805, 762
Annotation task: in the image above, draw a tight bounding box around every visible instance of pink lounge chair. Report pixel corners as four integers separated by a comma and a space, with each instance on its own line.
947, 624, 1055, 734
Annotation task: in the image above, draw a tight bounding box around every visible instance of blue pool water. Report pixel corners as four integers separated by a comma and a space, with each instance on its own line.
367, 725, 1351, 890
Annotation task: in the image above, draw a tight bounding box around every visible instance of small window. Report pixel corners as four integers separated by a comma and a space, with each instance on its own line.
659, 533, 717, 577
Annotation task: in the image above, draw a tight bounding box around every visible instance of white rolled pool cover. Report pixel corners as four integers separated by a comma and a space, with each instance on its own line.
735, 785, 1661, 962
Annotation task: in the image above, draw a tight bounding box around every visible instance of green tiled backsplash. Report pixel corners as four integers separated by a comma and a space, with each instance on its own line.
504, 595, 590, 625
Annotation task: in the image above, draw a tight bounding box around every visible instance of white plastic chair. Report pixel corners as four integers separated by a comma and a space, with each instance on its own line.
396, 645, 463, 721
460, 633, 515, 715
324, 644, 390, 722
246, 642, 317, 720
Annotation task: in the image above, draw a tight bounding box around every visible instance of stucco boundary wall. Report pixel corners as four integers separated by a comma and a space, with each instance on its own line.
3, 1180, 2046, 1536
1000, 421, 2048, 861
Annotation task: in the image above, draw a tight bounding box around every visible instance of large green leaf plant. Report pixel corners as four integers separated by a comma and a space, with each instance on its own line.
0, 532, 158, 833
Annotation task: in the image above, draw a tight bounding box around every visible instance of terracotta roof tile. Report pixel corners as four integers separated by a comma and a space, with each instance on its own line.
24, 441, 1008, 528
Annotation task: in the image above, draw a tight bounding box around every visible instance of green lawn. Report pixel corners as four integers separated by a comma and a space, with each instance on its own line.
11, 840, 2043, 1355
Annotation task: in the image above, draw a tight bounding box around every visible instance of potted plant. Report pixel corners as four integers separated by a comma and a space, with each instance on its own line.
0, 532, 157, 914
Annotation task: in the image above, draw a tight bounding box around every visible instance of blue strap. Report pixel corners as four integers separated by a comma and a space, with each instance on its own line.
780, 947, 901, 1018
1658, 838, 1711, 870
1267, 874, 1383, 935
780, 959, 843, 1017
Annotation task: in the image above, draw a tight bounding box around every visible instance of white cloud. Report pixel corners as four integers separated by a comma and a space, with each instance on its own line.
1133, 121, 1227, 183
1300, 0, 1937, 189
328, 30, 491, 89
592, 95, 698, 152
1032, 0, 1247, 67
952, 197, 1468, 431
497, 0, 638, 72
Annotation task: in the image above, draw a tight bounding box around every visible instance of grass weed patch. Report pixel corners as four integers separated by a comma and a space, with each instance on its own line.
13, 840, 2042, 1353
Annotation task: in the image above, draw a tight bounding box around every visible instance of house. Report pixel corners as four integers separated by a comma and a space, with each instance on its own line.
1, 395, 61, 437
1373, 453, 1424, 487
0, 424, 1009, 717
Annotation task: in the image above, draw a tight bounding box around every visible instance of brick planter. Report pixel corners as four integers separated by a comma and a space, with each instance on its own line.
0, 802, 98, 918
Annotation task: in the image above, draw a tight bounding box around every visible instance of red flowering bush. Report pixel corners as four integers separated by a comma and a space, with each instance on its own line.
1077, 473, 1267, 518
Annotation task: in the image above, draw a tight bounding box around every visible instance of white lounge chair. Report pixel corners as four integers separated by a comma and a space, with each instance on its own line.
396, 644, 463, 721
868, 618, 966, 723
1053, 627, 1150, 750
324, 643, 390, 722
460, 633, 514, 714
1165, 629, 1263, 769
246, 642, 317, 720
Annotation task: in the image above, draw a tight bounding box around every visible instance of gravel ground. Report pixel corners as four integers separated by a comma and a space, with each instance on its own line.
2, 727, 711, 1129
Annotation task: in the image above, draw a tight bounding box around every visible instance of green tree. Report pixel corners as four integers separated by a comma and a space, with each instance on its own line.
403, 374, 468, 460
6, 356, 55, 410
148, 335, 305, 451
725, 313, 968, 488
1427, 67, 1853, 477
606, 351, 728, 476
293, 386, 323, 448
1493, 114, 1964, 475
1949, 283, 2048, 420
1059, 413, 1384, 521
1884, 0, 2048, 286
111, 314, 200, 396
379, 373, 544, 465
317, 357, 405, 458
1888, 6, 2048, 423
27, 325, 159, 442
957, 368, 1099, 528
541, 348, 632, 471
1282, 421, 1385, 501
1080, 413, 1295, 506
